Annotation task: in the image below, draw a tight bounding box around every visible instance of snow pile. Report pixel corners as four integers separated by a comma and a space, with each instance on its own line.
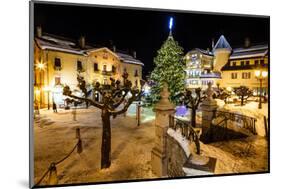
167, 128, 191, 158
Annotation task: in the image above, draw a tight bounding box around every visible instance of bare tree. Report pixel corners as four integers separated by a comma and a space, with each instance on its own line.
178, 88, 205, 128
63, 74, 144, 169
234, 86, 252, 106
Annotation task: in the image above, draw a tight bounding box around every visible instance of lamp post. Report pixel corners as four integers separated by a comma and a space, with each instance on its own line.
254, 69, 268, 109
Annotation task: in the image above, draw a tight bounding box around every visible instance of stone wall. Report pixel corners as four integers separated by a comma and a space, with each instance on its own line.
166, 134, 189, 177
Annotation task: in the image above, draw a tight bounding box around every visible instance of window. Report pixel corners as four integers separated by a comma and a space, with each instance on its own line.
246, 61, 250, 66
260, 59, 265, 65
54, 58, 61, 70
94, 63, 98, 71
255, 60, 259, 66
134, 69, 139, 77
77, 60, 83, 71
241, 61, 244, 66
232, 62, 236, 66
231, 73, 238, 79
242, 72, 251, 79
112, 65, 116, 73
55, 77, 61, 85
103, 65, 107, 71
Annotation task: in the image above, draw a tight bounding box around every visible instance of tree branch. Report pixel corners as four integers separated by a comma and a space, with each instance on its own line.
68, 94, 104, 109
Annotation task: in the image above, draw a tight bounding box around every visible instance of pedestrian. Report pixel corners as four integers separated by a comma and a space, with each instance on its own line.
53, 102, 57, 113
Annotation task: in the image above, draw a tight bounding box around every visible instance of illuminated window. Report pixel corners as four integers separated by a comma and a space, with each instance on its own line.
242, 72, 251, 79
231, 73, 238, 79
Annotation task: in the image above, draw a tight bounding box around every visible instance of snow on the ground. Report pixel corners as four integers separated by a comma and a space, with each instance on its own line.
33, 102, 268, 185
34, 107, 157, 186
215, 100, 268, 136
200, 135, 268, 174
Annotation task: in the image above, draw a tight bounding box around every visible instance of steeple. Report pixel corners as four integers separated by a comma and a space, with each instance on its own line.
212, 35, 232, 52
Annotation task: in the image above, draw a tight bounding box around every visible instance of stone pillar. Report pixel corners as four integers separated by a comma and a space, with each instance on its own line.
151, 83, 175, 177
201, 82, 218, 139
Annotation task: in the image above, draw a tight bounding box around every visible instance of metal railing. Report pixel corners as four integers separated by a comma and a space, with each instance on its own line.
34, 128, 83, 186
169, 115, 201, 154
212, 110, 257, 135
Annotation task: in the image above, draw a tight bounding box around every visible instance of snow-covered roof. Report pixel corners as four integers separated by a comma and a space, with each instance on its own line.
116, 52, 144, 66
194, 48, 214, 56
230, 44, 268, 59
35, 34, 93, 56
35, 33, 144, 66
212, 35, 232, 51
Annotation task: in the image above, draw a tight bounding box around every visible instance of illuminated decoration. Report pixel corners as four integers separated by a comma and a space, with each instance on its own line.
175, 105, 187, 117
169, 17, 173, 31
36, 62, 45, 70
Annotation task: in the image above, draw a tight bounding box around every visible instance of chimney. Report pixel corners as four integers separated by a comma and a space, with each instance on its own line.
244, 37, 251, 48
36, 26, 42, 37
113, 45, 116, 52
79, 36, 85, 49
133, 51, 137, 58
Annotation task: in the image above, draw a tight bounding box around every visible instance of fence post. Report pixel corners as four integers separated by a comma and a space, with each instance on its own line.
48, 163, 58, 185
151, 83, 175, 177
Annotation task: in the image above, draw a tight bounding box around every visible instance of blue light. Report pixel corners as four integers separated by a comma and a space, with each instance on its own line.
169, 17, 173, 30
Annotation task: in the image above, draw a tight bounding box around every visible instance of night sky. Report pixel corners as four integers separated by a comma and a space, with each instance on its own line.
34, 2, 269, 77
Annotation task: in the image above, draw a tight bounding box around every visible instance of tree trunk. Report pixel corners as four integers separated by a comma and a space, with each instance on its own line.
101, 110, 111, 169
191, 108, 196, 128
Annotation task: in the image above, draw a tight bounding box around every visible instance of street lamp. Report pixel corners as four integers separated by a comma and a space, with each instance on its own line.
255, 69, 268, 109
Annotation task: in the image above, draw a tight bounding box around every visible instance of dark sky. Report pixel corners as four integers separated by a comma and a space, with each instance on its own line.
34, 2, 269, 77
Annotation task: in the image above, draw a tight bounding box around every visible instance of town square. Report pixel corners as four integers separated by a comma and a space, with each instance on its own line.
32, 2, 269, 187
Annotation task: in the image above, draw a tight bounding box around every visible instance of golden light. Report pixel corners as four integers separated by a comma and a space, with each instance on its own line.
35, 89, 40, 95
255, 70, 261, 77
36, 62, 45, 70
43, 86, 51, 91
262, 71, 268, 78
226, 86, 232, 92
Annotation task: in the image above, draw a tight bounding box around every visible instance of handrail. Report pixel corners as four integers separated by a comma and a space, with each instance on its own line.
169, 115, 200, 155
34, 128, 83, 186
212, 110, 257, 135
